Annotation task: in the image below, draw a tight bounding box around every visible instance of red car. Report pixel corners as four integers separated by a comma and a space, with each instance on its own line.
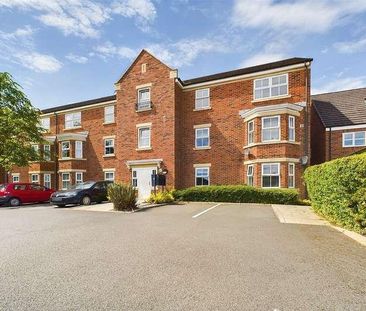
0, 183, 55, 207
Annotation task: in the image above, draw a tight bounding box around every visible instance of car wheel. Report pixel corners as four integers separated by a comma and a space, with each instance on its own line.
81, 196, 91, 205
9, 197, 21, 207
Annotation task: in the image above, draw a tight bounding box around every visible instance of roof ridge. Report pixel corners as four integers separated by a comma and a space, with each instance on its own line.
312, 86, 366, 97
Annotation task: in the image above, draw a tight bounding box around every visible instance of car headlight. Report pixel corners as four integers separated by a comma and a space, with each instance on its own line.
62, 191, 78, 197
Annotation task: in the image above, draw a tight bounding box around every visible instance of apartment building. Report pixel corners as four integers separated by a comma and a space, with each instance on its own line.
311, 88, 366, 164
10, 50, 313, 199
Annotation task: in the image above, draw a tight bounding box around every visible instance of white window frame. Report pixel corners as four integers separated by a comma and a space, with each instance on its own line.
247, 165, 254, 186
12, 174, 20, 183
262, 116, 280, 142
195, 167, 210, 186
61, 173, 70, 190
104, 171, 115, 182
61, 141, 70, 159
32, 144, 39, 154
195, 88, 210, 110
65, 112, 81, 129
104, 105, 115, 124
104, 138, 115, 155
44, 173, 51, 189
75, 172, 83, 184
31, 174, 39, 184
138, 126, 151, 149
132, 170, 137, 188
261, 163, 280, 188
288, 163, 295, 188
254, 74, 288, 100
342, 131, 366, 147
41, 117, 50, 131
195, 127, 210, 148
43, 144, 51, 161
248, 120, 255, 144
137, 88, 151, 110
75, 141, 83, 159
288, 115, 295, 142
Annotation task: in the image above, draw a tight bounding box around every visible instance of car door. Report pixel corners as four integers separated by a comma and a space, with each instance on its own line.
29, 184, 48, 202
12, 184, 31, 203
90, 182, 104, 202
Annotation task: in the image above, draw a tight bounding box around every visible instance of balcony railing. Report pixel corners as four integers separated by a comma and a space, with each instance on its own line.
135, 101, 152, 112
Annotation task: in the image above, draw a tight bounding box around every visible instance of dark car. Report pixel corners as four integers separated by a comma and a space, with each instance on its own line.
0, 183, 55, 207
50, 181, 113, 207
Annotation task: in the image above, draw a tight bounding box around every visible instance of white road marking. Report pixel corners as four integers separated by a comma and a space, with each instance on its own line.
192, 203, 221, 218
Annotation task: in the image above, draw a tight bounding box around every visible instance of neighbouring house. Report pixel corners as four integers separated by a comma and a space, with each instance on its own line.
9, 50, 313, 200
311, 88, 366, 164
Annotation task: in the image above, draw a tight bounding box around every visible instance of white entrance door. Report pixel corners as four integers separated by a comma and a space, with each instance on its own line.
133, 167, 156, 202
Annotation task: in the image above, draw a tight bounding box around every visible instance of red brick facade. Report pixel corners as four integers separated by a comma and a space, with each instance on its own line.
9, 50, 313, 198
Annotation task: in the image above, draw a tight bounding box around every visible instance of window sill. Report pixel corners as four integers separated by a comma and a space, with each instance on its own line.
103, 122, 115, 125
136, 147, 152, 151
59, 158, 87, 161
63, 126, 82, 131
193, 107, 212, 112
103, 154, 116, 158
136, 108, 152, 113
252, 94, 291, 103
193, 147, 211, 150
243, 141, 300, 148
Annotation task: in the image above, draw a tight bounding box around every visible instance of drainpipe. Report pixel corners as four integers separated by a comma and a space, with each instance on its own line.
304, 61, 310, 161
328, 127, 332, 161
54, 112, 59, 189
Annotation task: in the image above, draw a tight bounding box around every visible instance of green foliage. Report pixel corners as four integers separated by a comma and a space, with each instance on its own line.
173, 185, 299, 205
304, 153, 366, 234
147, 190, 175, 204
107, 183, 137, 211
0, 72, 45, 171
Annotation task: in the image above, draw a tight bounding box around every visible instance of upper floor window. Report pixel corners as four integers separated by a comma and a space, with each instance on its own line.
44, 145, 51, 161
61, 141, 70, 158
288, 116, 295, 141
138, 127, 151, 149
262, 116, 280, 142
343, 131, 366, 147
75, 141, 83, 158
195, 167, 210, 186
262, 163, 280, 188
104, 106, 115, 124
65, 112, 81, 129
195, 88, 210, 110
137, 88, 151, 110
247, 165, 254, 186
41, 117, 50, 131
254, 74, 288, 100
195, 128, 210, 148
248, 120, 254, 144
31, 144, 39, 154
104, 138, 115, 155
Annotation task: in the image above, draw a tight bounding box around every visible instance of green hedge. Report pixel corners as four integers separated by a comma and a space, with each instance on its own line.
173, 185, 299, 205
304, 153, 366, 234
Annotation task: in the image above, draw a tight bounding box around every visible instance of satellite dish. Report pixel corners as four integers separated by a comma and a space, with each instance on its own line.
300, 156, 308, 165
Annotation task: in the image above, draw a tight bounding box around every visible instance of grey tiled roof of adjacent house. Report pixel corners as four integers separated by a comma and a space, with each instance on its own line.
312, 87, 366, 128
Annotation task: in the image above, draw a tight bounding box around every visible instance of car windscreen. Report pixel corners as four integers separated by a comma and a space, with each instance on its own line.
68, 182, 95, 190
0, 184, 6, 191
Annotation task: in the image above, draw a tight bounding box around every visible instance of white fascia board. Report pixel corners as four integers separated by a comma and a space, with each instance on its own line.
326, 124, 366, 131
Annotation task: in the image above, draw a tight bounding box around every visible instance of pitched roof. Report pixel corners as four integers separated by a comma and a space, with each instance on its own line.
42, 95, 116, 114
180, 57, 313, 86
312, 87, 366, 128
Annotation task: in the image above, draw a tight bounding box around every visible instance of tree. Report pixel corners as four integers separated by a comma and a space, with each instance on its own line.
0, 72, 45, 172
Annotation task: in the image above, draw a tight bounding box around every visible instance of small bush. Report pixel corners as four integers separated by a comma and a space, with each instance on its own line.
173, 185, 299, 205
147, 190, 174, 204
304, 153, 366, 234
107, 183, 136, 211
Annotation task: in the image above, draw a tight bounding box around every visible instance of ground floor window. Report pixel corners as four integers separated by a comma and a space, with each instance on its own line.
12, 174, 19, 183
261, 163, 280, 188
75, 172, 83, 184
247, 165, 254, 186
62, 173, 70, 190
288, 163, 295, 188
44, 174, 51, 189
104, 171, 115, 182
195, 167, 210, 186
31, 174, 39, 184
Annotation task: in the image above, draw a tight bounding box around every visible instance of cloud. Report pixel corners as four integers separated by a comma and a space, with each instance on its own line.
312, 76, 366, 94
0, 26, 62, 73
241, 52, 287, 67
231, 0, 366, 34
0, 0, 157, 37
66, 53, 88, 64
94, 41, 137, 59
334, 37, 366, 54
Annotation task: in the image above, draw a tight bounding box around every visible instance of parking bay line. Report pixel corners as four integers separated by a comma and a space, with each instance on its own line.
192, 203, 221, 219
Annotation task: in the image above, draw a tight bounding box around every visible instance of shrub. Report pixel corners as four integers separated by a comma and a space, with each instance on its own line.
304, 153, 366, 234
147, 190, 174, 204
107, 183, 136, 211
173, 185, 299, 205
